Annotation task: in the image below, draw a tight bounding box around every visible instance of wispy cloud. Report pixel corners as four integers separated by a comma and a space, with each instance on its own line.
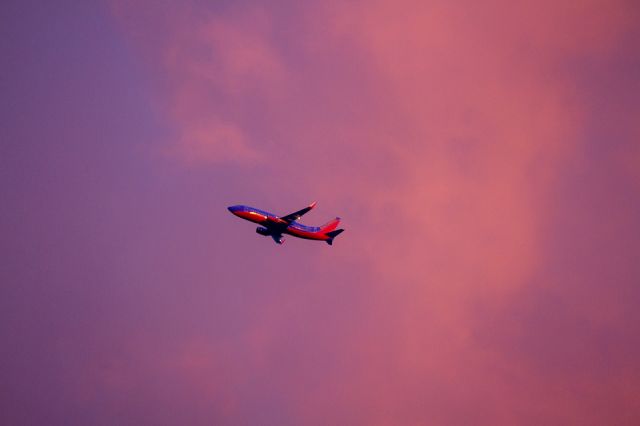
106, 1, 640, 423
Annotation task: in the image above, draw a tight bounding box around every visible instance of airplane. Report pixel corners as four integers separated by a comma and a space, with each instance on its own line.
227, 201, 344, 245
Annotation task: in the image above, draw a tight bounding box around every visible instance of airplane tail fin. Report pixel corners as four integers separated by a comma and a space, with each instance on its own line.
325, 229, 344, 245
320, 217, 341, 233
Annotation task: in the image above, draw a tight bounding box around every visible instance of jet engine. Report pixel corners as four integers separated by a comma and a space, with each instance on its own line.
256, 226, 270, 236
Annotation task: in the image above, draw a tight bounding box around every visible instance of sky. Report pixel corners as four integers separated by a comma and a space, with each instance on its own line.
1, 0, 639, 424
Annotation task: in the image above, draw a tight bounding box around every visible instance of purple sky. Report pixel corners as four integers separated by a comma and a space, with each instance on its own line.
1, 1, 640, 425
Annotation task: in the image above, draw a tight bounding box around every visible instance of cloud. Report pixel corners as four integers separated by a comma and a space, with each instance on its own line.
111, 3, 285, 164
169, 119, 262, 165
109, 0, 640, 424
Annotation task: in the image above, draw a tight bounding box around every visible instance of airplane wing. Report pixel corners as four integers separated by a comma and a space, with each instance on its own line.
271, 233, 285, 244
280, 201, 317, 223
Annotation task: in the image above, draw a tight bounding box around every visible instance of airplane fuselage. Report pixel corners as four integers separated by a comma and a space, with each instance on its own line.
228, 205, 329, 241
227, 204, 344, 245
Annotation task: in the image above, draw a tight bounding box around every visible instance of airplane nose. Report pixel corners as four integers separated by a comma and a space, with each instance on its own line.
228, 205, 240, 214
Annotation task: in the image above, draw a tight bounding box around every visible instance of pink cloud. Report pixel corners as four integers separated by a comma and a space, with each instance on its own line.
109, 0, 640, 424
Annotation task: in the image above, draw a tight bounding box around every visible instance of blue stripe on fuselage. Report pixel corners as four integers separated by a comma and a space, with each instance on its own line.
239, 206, 274, 217
289, 222, 320, 233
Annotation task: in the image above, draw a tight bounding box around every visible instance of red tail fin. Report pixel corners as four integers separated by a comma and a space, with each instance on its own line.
320, 217, 341, 233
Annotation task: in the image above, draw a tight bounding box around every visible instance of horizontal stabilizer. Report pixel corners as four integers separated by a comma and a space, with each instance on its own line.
325, 229, 344, 245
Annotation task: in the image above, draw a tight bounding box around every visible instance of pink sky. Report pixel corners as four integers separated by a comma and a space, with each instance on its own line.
2, 1, 639, 424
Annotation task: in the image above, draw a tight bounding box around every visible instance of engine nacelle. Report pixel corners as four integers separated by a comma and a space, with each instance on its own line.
256, 226, 270, 236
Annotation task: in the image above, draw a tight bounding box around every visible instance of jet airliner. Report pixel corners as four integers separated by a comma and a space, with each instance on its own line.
227, 202, 344, 245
